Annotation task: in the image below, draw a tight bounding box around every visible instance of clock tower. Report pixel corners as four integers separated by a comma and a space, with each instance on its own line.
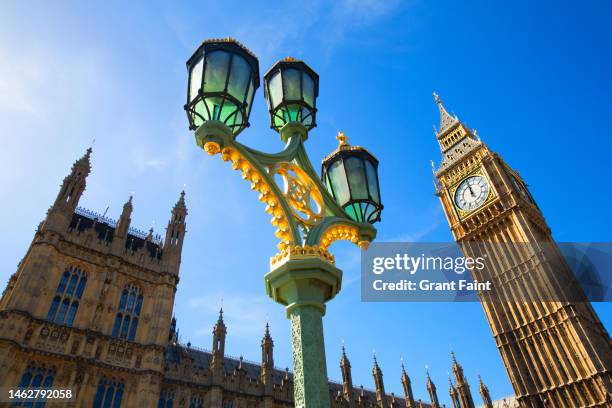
431, 93, 612, 407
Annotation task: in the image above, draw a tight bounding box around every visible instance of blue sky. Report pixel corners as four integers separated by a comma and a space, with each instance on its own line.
1, 0, 611, 405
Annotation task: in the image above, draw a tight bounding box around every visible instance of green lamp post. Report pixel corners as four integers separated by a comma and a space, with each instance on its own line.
185, 38, 383, 408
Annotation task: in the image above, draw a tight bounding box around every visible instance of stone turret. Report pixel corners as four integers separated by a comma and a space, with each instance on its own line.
164, 190, 187, 270
452, 352, 475, 408
401, 362, 416, 408
46, 148, 91, 231
478, 375, 493, 408
373, 355, 388, 408
340, 345, 355, 406
426, 368, 440, 408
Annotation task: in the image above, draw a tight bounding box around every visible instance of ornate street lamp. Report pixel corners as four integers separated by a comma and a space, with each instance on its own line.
185, 38, 382, 408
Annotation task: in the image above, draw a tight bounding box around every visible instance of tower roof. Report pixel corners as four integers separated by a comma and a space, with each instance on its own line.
433, 92, 459, 136
70, 147, 93, 176
478, 375, 489, 392
215, 307, 226, 328
174, 190, 187, 212
263, 322, 273, 342
341, 344, 350, 365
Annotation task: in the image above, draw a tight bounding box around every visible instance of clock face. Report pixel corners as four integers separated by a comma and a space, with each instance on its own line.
454, 175, 490, 211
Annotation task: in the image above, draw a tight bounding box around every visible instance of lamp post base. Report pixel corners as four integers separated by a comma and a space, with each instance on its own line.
265, 254, 342, 408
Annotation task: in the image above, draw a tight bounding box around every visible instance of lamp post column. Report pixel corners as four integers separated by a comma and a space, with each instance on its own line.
265, 254, 343, 408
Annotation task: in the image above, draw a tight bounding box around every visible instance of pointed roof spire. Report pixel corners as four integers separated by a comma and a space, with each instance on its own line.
216, 307, 225, 325
72, 147, 93, 174
340, 341, 351, 368
123, 195, 133, 210
263, 322, 272, 341
478, 375, 488, 391
426, 365, 435, 387
433, 91, 459, 136
174, 190, 186, 210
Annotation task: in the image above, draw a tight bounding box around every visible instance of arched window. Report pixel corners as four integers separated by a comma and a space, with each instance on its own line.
113, 285, 142, 341
16, 362, 55, 407
158, 389, 174, 408
189, 396, 204, 408
93, 377, 124, 408
47, 266, 87, 327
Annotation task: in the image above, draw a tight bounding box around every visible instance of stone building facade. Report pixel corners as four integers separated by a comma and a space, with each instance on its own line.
1, 149, 478, 407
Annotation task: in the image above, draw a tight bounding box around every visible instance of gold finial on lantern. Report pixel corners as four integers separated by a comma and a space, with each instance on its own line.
336, 131, 349, 148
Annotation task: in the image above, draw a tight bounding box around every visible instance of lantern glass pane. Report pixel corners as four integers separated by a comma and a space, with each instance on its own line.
228, 55, 250, 101
246, 78, 255, 115
345, 157, 368, 199
282, 104, 302, 122
345, 203, 362, 222
365, 160, 380, 203
193, 100, 206, 127
302, 110, 313, 127
205, 97, 240, 125
268, 72, 283, 108
283, 68, 301, 100
189, 57, 203, 102
204, 51, 231, 93
302, 73, 315, 106
328, 160, 350, 205
364, 203, 375, 222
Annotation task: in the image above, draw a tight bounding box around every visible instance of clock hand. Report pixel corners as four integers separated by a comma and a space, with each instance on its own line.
468, 185, 475, 197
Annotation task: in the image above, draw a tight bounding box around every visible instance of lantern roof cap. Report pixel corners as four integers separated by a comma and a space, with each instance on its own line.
200, 37, 258, 59
322, 131, 378, 165
263, 57, 320, 86
187, 37, 260, 88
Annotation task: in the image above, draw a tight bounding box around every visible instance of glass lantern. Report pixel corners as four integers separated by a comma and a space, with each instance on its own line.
263, 57, 319, 132
185, 38, 260, 136
321, 133, 383, 223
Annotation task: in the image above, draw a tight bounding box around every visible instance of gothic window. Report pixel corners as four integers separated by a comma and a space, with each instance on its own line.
15, 362, 55, 407
112, 285, 142, 341
158, 390, 174, 408
93, 377, 124, 408
47, 266, 87, 327
189, 396, 204, 408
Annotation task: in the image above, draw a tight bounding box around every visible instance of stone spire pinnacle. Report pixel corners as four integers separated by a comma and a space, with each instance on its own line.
264, 322, 271, 339
372, 354, 387, 408
426, 366, 440, 408
401, 359, 416, 408
341, 343, 350, 365
176, 190, 186, 208
115, 195, 133, 239
70, 147, 93, 175
478, 375, 493, 408
340, 343, 354, 405
433, 91, 459, 136
47, 147, 92, 230
217, 307, 225, 325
